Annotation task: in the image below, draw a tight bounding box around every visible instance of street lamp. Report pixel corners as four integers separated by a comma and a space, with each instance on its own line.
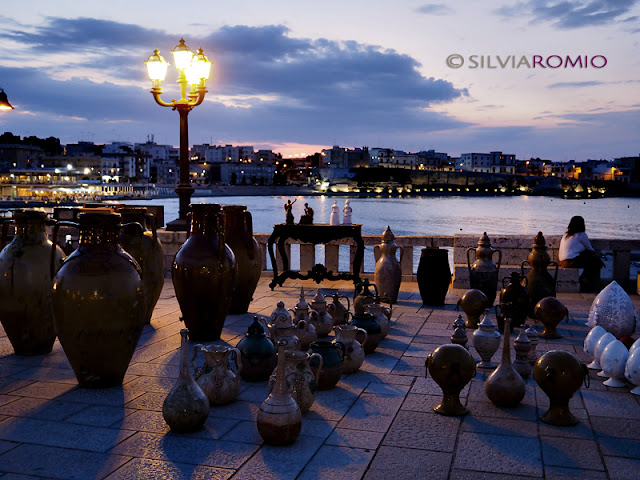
0, 89, 14, 110
145, 39, 212, 231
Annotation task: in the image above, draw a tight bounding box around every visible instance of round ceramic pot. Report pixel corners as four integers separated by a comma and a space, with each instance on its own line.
236, 316, 277, 382
426, 344, 476, 416
308, 339, 345, 390
349, 312, 383, 354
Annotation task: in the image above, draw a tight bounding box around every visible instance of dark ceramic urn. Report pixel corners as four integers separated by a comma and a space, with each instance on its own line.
349, 312, 384, 354
308, 339, 345, 390
236, 316, 277, 382
426, 344, 476, 416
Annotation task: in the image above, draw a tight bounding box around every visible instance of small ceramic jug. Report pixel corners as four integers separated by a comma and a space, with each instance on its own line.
309, 290, 333, 337
334, 324, 368, 374
193, 344, 242, 405
584, 325, 607, 370
451, 315, 468, 349
353, 279, 378, 314
348, 312, 384, 354
327, 293, 350, 326
472, 310, 501, 369
308, 339, 346, 390
295, 319, 317, 350
271, 301, 294, 328
236, 316, 277, 382
365, 303, 390, 338
268, 349, 322, 413
513, 327, 532, 379
270, 324, 301, 352
600, 339, 630, 387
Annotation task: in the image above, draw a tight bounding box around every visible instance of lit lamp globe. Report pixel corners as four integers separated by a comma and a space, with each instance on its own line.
145, 50, 168, 85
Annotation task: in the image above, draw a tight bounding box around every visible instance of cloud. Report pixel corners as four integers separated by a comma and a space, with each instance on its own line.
415, 4, 454, 15
495, 0, 639, 28
548, 81, 604, 88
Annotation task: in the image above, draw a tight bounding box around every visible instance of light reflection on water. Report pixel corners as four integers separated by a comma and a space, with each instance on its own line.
117, 195, 640, 274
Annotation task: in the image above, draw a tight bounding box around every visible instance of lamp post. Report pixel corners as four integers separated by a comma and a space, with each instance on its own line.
145, 39, 212, 231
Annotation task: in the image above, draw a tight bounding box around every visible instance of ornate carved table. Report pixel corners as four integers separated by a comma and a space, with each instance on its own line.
267, 223, 364, 289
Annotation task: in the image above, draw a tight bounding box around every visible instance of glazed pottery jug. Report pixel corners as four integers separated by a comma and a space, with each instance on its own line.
51, 212, 145, 387
309, 290, 333, 337
268, 349, 322, 413
0, 210, 65, 355
257, 341, 302, 445
373, 226, 403, 303
353, 279, 378, 314
584, 325, 607, 369
534, 296, 568, 339
118, 207, 165, 325
295, 319, 317, 350
624, 348, 640, 395
498, 272, 529, 332
485, 318, 526, 407
426, 344, 476, 416
472, 310, 501, 369
268, 323, 300, 351
534, 350, 589, 426
467, 232, 502, 305
223, 205, 262, 314
513, 327, 532, 379
270, 301, 294, 328
327, 292, 350, 326
162, 329, 210, 432
592, 331, 616, 373
334, 324, 368, 374
521, 231, 559, 317
236, 316, 277, 382
457, 289, 489, 329
451, 315, 468, 349
600, 339, 629, 387
349, 312, 384, 354
525, 324, 540, 368
290, 287, 311, 323
365, 303, 390, 338
308, 339, 346, 390
416, 247, 451, 306
587, 281, 639, 339
172, 203, 237, 341
192, 344, 242, 405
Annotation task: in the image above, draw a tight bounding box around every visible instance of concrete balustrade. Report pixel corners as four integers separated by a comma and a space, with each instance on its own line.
156, 230, 640, 293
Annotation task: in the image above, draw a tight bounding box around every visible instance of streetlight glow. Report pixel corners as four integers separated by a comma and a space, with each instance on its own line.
145, 50, 168, 84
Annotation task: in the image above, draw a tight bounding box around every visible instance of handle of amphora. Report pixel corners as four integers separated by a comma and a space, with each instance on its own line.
309, 353, 323, 383
493, 249, 502, 273
466, 247, 476, 271
373, 244, 381, 262
229, 347, 242, 376
520, 259, 530, 277
355, 327, 368, 347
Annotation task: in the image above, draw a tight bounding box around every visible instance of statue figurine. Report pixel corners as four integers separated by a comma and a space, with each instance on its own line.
343, 199, 352, 225
329, 201, 340, 225
284, 199, 296, 224
299, 203, 314, 225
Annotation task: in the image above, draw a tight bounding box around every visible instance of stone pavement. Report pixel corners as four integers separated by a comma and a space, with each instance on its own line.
1, 278, 640, 480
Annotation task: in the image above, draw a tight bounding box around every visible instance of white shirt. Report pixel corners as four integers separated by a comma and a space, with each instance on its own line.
559, 232, 594, 261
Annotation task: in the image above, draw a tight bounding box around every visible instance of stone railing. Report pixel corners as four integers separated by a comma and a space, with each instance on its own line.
156, 231, 640, 293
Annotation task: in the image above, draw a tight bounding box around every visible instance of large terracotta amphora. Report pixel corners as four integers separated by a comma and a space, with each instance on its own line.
50, 212, 145, 387
467, 232, 502, 306
521, 231, 558, 318
373, 226, 403, 303
172, 203, 237, 341
223, 205, 261, 314
118, 206, 165, 324
416, 247, 451, 306
497, 272, 529, 332
0, 210, 65, 355
192, 344, 242, 405
268, 349, 323, 413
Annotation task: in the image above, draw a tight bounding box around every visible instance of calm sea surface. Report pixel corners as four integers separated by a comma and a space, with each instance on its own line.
119, 195, 640, 240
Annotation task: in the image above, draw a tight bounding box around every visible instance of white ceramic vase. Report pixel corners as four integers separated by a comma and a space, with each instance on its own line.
592, 331, 616, 374
586, 281, 639, 338
600, 339, 629, 387
624, 348, 640, 395
584, 325, 607, 369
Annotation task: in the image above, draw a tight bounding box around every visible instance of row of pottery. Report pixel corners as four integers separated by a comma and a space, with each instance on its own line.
584, 326, 640, 393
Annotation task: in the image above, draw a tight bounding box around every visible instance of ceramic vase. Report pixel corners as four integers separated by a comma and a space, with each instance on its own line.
513, 327, 532, 379
295, 319, 317, 350
584, 325, 607, 369
223, 205, 262, 314
525, 324, 539, 368
373, 226, 403, 303
416, 247, 451, 306
268, 350, 322, 413
498, 272, 529, 332
309, 290, 333, 337
587, 281, 639, 339
334, 324, 368, 374
0, 210, 65, 355
451, 315, 468, 349
349, 312, 383, 354
193, 344, 242, 405
472, 311, 501, 369
353, 279, 378, 314
291, 287, 310, 322
624, 348, 640, 395
593, 332, 616, 374
534, 296, 568, 339
600, 339, 630, 387
467, 232, 502, 305
172, 203, 237, 341
308, 339, 346, 390
426, 344, 476, 416
257, 341, 302, 445
534, 350, 588, 426
521, 231, 559, 318
163, 329, 210, 432
118, 206, 165, 325
457, 289, 489, 329
270, 301, 294, 328
51, 212, 145, 388
365, 303, 390, 337
270, 324, 301, 352
485, 318, 526, 407
327, 293, 350, 326
236, 316, 277, 382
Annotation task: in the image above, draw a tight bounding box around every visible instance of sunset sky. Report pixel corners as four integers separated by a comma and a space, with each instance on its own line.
1, 0, 639, 160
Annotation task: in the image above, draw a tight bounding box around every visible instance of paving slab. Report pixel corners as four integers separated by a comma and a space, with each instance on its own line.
540, 435, 605, 471
603, 456, 640, 480
365, 446, 452, 480
382, 410, 459, 452
298, 445, 375, 480
104, 458, 235, 480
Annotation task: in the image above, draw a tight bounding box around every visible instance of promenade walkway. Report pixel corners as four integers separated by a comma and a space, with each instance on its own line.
1, 278, 639, 480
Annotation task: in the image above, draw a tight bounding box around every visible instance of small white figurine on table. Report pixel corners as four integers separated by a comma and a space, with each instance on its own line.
329, 201, 340, 225
343, 199, 352, 225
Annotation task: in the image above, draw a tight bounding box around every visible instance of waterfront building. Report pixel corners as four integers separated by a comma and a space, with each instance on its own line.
322, 146, 370, 168
0, 144, 45, 169
459, 151, 516, 174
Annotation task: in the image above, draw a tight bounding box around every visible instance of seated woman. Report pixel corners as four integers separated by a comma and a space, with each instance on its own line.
558, 216, 605, 292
